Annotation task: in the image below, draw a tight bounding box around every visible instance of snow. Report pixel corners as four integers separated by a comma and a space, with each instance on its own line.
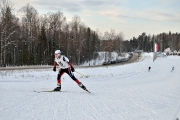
1, 53, 180, 120
81, 52, 130, 66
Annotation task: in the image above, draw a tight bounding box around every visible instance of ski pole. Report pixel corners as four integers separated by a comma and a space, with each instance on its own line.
75, 71, 88, 78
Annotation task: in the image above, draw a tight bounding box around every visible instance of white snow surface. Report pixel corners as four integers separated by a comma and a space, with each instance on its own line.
0, 54, 180, 120
81, 52, 130, 66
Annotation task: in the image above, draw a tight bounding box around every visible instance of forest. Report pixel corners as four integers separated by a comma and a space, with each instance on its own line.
0, 0, 180, 67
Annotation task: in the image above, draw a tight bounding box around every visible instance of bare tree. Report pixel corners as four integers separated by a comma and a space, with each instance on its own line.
47, 11, 66, 58
69, 15, 81, 64
18, 3, 39, 64
62, 23, 71, 57
0, 0, 20, 66
116, 32, 124, 54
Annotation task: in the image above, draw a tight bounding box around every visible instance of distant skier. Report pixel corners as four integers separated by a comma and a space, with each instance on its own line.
171, 66, 174, 72
53, 50, 89, 92
148, 66, 151, 72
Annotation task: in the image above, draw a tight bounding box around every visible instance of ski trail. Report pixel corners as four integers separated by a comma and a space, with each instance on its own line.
65, 96, 71, 120
171, 62, 180, 120
79, 93, 94, 120
49, 97, 57, 120
173, 99, 180, 120
1, 56, 180, 120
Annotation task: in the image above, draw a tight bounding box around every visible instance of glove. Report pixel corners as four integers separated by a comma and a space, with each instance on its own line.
53, 67, 56, 72
71, 66, 75, 72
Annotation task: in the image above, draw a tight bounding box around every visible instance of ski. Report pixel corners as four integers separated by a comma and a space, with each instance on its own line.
40, 90, 66, 92
33, 90, 66, 93
85, 89, 91, 93
33, 90, 90, 93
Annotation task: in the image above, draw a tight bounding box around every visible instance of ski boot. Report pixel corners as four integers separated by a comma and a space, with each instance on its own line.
78, 82, 86, 90
54, 84, 61, 91
78, 82, 90, 93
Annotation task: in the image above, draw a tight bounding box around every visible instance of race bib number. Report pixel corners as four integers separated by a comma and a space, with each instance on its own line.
57, 61, 64, 67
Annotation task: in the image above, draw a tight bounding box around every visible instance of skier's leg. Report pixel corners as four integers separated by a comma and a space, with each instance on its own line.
54, 70, 64, 91
66, 68, 87, 91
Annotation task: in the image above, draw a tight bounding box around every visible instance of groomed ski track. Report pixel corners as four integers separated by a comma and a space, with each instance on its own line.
0, 54, 180, 120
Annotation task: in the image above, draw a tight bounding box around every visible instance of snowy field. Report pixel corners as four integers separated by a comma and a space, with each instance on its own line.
0, 53, 180, 120
81, 52, 130, 66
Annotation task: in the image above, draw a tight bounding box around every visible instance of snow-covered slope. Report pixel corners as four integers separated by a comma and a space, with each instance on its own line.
0, 54, 180, 120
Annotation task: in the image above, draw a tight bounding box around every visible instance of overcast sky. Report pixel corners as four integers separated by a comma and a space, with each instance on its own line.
10, 0, 180, 40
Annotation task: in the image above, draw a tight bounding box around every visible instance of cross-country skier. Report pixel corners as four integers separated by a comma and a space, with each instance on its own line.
53, 50, 89, 92
171, 66, 174, 72
148, 66, 151, 72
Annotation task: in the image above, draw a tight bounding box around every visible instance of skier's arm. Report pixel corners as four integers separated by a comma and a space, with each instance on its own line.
53, 61, 57, 71
69, 61, 75, 72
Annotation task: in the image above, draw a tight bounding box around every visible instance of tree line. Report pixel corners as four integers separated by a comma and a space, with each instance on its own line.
0, 0, 180, 67
0, 0, 125, 67
128, 32, 180, 53
0, 0, 97, 66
